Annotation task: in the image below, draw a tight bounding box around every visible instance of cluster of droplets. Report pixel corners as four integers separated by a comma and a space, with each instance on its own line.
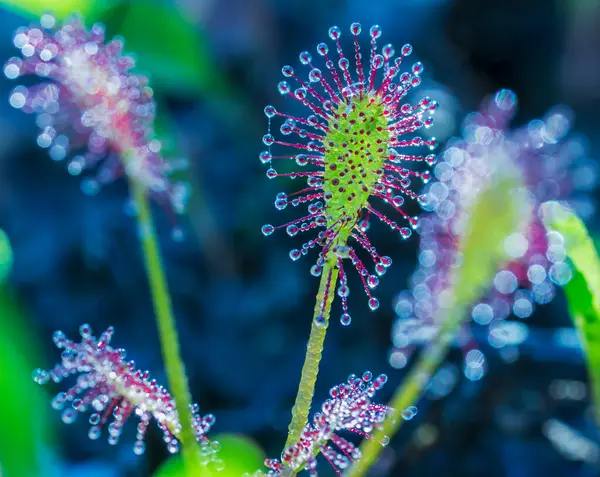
390, 89, 597, 372
260, 23, 438, 323
32, 324, 217, 459
248, 371, 391, 477
5, 14, 188, 212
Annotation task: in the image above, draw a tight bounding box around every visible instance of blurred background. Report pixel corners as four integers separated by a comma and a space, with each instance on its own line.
0, 0, 599, 476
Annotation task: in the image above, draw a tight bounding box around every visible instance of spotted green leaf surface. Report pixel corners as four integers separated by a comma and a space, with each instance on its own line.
154, 434, 265, 477
541, 201, 600, 423
0, 233, 52, 477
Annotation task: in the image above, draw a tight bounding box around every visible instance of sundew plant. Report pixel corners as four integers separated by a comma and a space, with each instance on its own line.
1, 4, 600, 477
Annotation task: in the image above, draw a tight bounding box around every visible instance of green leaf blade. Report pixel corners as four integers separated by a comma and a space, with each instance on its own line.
542, 201, 600, 423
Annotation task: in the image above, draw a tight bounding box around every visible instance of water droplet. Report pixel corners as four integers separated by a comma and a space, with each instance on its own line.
9, 91, 26, 109
401, 44, 413, 56
382, 44, 395, 59
400, 227, 412, 239
317, 43, 328, 56
62, 408, 77, 424
32, 368, 49, 385
370, 25, 381, 38
340, 313, 352, 326
309, 68, 322, 82
333, 245, 351, 258
4, 62, 20, 80
314, 314, 327, 327
392, 195, 404, 207
299, 51, 312, 64
368, 275, 379, 289
296, 154, 308, 166
350, 22, 362, 35
133, 441, 146, 455
380, 435, 390, 446
51, 392, 67, 409
167, 440, 179, 454
264, 105, 276, 117
295, 88, 307, 100
402, 406, 418, 420
289, 249, 301, 261
337, 285, 350, 298
266, 168, 277, 179
40, 13, 56, 29
495, 89, 517, 112
88, 426, 101, 440
329, 26, 341, 40
368, 297, 380, 311
281, 65, 294, 77
72, 398, 84, 410
286, 224, 299, 236
261, 224, 274, 236
278, 81, 290, 94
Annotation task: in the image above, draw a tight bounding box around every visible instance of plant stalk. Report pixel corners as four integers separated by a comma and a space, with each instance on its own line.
284, 261, 340, 449
132, 183, 202, 473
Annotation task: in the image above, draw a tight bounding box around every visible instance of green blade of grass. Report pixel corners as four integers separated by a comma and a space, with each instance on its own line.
541, 201, 600, 423
0, 230, 54, 477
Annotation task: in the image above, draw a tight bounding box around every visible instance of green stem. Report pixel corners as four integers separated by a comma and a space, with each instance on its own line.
346, 310, 464, 477
132, 183, 201, 474
284, 261, 340, 449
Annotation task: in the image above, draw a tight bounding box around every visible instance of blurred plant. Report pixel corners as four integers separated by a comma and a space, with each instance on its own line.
390, 89, 597, 373
32, 324, 217, 458
155, 434, 265, 477
542, 201, 600, 424
5, 14, 187, 212
2, 0, 241, 277
0, 0, 98, 20
0, 230, 55, 477
348, 148, 532, 477
5, 15, 205, 474
250, 371, 390, 477
260, 22, 437, 454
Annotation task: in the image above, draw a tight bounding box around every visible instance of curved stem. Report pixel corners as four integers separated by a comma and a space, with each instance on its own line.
346, 310, 464, 477
132, 183, 201, 474
284, 261, 340, 449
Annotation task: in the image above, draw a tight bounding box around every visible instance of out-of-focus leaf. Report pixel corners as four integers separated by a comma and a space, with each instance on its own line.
0, 233, 52, 477
100, 1, 227, 95
348, 162, 532, 477
452, 171, 531, 308
541, 201, 600, 423
0, 0, 94, 19
1, 0, 228, 96
0, 229, 13, 283
153, 433, 265, 477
